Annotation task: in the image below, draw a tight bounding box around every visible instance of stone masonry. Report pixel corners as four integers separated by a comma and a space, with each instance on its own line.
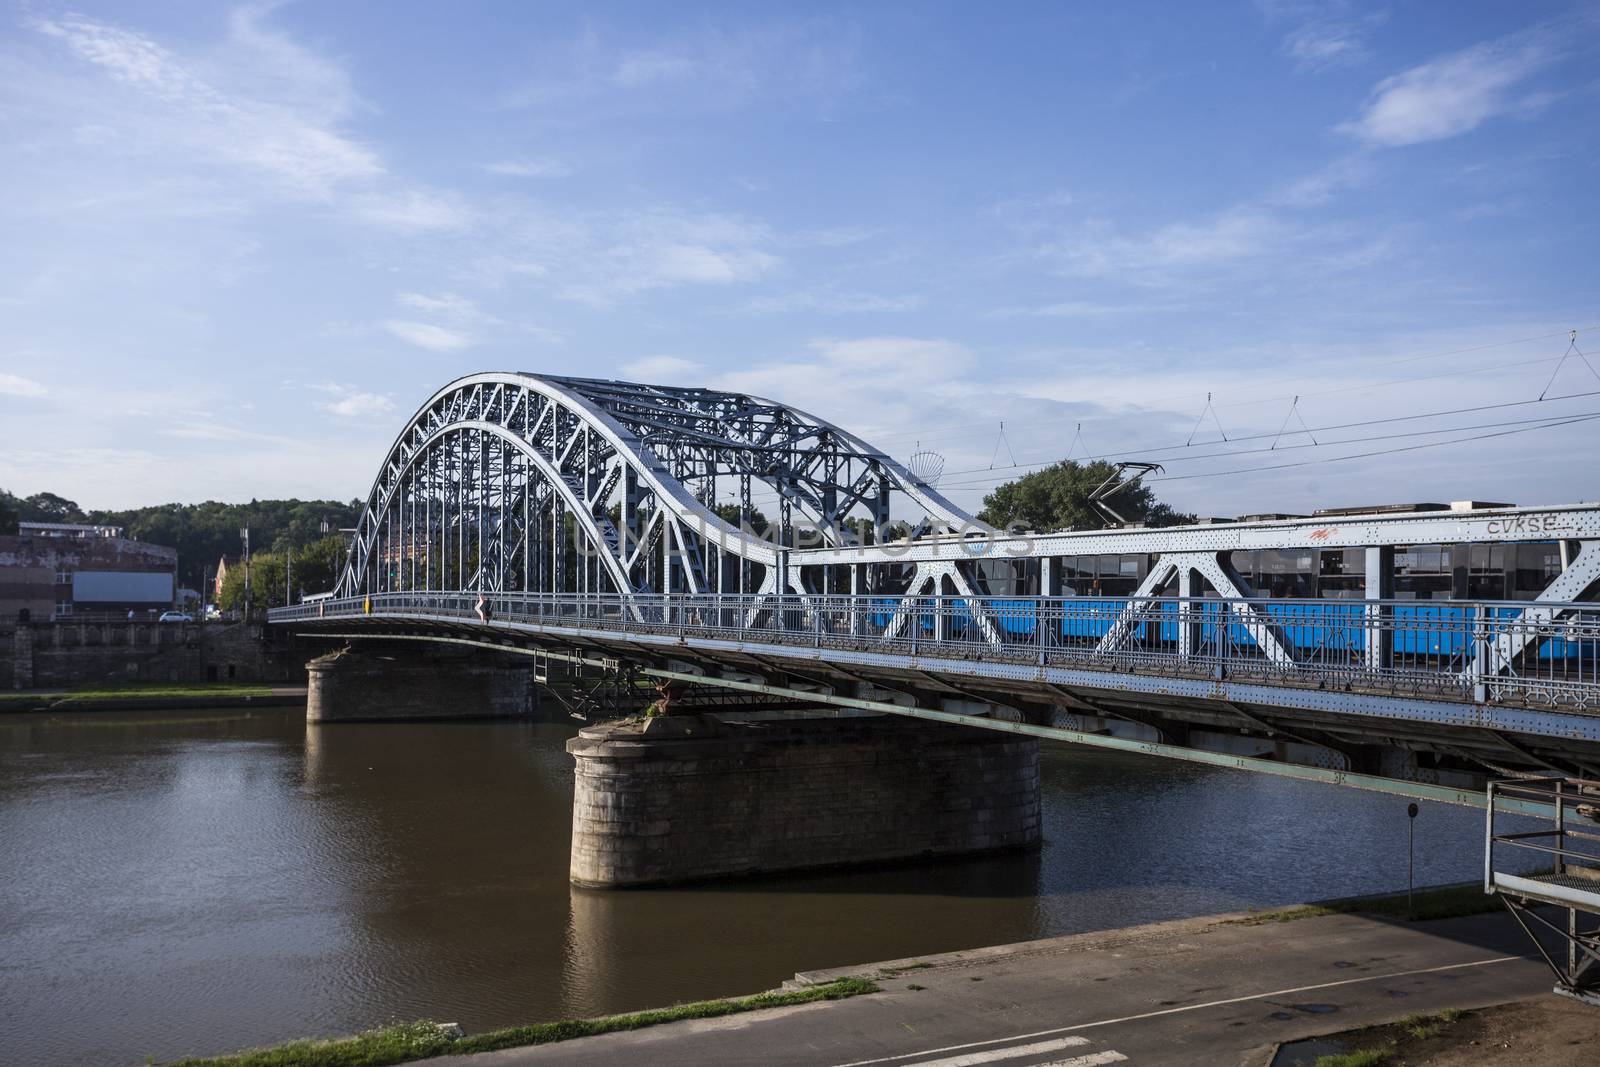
568, 714, 1040, 887
306, 647, 539, 722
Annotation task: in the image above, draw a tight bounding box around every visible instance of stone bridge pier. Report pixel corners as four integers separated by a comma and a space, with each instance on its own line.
306, 646, 541, 723
568, 714, 1041, 887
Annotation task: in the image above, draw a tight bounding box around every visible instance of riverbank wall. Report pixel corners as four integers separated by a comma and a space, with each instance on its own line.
2, 618, 309, 689
568, 714, 1041, 887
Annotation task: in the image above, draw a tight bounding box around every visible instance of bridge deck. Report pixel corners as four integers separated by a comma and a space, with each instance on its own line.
271, 591, 1600, 744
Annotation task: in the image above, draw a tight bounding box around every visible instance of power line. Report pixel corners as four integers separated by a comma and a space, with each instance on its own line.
1149, 411, 1600, 485
864, 324, 1599, 445
933, 408, 1600, 491
932, 388, 1600, 482
934, 411, 1600, 495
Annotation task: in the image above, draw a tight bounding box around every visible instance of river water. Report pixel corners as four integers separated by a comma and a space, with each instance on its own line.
0, 708, 1494, 1066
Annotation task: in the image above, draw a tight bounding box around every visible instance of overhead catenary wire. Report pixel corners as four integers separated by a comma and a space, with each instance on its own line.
931, 407, 1600, 491
1538, 330, 1600, 401
933, 411, 1600, 495
863, 323, 1600, 446
929, 387, 1600, 484
1148, 411, 1600, 485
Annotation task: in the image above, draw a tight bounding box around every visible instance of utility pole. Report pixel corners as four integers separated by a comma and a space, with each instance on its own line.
240, 526, 251, 621
286, 544, 293, 607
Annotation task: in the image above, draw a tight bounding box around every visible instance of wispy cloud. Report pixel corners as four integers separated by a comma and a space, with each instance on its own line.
741, 289, 922, 314
620, 355, 706, 381
1042, 209, 1300, 285
486, 158, 573, 178
383, 320, 474, 352
311, 382, 397, 417
30, 12, 382, 196
1284, 17, 1381, 72
547, 209, 780, 304
506, 20, 862, 114
1341, 29, 1563, 146
0, 373, 48, 398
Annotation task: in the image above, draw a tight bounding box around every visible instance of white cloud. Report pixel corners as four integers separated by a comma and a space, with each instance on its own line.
486, 158, 572, 178
742, 289, 922, 314
383, 320, 474, 352
0, 373, 47, 397
1284, 20, 1373, 71
1342, 33, 1558, 147
613, 51, 697, 88
620, 356, 706, 381
506, 21, 862, 113
549, 209, 781, 304
311, 382, 397, 418
1044, 209, 1299, 285
30, 13, 383, 196
348, 189, 475, 232
396, 292, 480, 319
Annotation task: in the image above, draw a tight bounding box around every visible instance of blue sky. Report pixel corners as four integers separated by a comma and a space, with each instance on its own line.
1, 0, 1596, 517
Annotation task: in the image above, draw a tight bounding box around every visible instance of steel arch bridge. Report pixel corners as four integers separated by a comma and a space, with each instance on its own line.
336, 370, 983, 605
279, 370, 1600, 809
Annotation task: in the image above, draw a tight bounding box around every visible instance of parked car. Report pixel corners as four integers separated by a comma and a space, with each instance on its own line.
158, 611, 193, 623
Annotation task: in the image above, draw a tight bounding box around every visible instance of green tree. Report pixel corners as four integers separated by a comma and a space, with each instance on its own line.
0, 491, 17, 535
978, 460, 1193, 532
291, 535, 351, 596
21, 492, 85, 522
217, 553, 290, 614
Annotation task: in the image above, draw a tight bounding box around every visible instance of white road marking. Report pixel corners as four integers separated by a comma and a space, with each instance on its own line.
1035, 1055, 1127, 1067
831, 953, 1522, 1067
899, 1035, 1088, 1066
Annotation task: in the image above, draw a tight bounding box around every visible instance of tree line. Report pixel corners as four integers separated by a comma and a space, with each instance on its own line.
0, 489, 363, 598
1, 459, 1189, 605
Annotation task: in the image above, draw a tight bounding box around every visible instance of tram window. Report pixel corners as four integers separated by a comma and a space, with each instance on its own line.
1511, 544, 1564, 599
1395, 574, 1451, 599
1468, 573, 1506, 599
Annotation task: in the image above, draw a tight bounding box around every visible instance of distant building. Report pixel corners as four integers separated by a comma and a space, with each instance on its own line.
213, 556, 235, 601
18, 521, 125, 539
1, 531, 177, 620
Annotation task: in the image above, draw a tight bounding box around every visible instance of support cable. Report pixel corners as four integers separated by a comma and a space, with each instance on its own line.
1186, 391, 1229, 445
1268, 395, 1318, 450
1539, 330, 1600, 401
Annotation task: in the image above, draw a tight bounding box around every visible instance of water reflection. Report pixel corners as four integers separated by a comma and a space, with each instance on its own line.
0, 708, 1494, 1067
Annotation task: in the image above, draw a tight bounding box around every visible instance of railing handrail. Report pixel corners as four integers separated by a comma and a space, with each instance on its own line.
271, 591, 1600, 611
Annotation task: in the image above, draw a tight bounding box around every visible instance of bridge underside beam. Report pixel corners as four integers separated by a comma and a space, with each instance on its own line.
295, 621, 1587, 812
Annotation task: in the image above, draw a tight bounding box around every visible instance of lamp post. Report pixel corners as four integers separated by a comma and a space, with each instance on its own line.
240, 526, 251, 621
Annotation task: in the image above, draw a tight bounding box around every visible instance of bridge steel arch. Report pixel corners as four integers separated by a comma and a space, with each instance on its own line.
338, 372, 987, 603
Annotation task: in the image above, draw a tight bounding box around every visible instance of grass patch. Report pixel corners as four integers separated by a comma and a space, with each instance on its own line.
1309, 1048, 1392, 1067
164, 977, 877, 1066
1398, 1007, 1463, 1041
1230, 883, 1497, 926
880, 961, 933, 974
1299, 1008, 1470, 1067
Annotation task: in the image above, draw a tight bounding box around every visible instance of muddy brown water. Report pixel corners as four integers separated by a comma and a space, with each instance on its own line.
0, 708, 1493, 1066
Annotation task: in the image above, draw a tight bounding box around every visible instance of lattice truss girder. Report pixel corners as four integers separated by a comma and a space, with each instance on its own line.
336, 372, 1599, 693
339, 372, 976, 600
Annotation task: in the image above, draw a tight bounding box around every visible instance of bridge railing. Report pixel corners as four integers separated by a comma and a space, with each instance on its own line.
268, 591, 1600, 708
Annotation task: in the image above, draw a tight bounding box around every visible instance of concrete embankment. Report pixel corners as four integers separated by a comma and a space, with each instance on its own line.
423, 894, 1553, 1067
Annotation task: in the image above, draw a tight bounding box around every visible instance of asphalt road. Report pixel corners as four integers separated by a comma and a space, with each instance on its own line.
432, 907, 1554, 1066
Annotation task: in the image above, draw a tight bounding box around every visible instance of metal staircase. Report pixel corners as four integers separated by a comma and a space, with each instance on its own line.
1486, 776, 1600, 1005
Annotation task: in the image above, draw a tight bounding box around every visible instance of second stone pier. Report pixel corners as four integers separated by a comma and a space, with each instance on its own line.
568, 714, 1040, 887
306, 646, 539, 722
